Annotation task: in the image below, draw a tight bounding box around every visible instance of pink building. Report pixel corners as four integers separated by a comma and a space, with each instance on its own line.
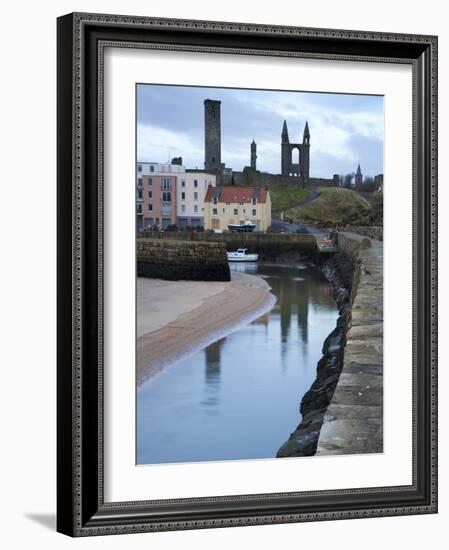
141, 174, 177, 229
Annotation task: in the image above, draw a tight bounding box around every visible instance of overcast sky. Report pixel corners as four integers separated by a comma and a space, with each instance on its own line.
137, 84, 384, 178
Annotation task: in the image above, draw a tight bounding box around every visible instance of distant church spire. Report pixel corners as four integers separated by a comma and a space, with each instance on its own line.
355, 163, 363, 186
282, 120, 289, 143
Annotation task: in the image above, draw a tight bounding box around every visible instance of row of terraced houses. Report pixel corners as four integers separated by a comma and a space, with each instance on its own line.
136, 161, 272, 232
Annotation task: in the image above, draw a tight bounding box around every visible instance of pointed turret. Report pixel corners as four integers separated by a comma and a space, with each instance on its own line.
281, 120, 289, 143
303, 121, 310, 144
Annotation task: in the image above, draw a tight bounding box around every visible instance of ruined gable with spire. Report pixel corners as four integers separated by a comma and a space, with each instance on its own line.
281, 119, 310, 180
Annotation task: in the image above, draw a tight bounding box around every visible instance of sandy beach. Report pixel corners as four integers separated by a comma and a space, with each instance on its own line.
137, 271, 276, 385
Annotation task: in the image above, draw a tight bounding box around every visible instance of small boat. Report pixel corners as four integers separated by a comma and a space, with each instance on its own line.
227, 221, 256, 232
227, 248, 259, 262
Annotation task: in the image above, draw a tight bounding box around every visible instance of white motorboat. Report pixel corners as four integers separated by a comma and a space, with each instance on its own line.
227, 248, 259, 262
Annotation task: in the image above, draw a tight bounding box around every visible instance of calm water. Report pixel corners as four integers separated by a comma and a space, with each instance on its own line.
137, 263, 338, 465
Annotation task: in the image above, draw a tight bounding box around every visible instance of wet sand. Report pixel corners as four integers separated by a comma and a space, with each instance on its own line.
137, 271, 275, 385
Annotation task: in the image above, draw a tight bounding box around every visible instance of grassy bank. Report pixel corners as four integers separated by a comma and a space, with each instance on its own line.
269, 185, 310, 215
285, 187, 382, 226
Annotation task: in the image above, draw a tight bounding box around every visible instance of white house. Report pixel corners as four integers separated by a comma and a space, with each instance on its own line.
176, 171, 216, 228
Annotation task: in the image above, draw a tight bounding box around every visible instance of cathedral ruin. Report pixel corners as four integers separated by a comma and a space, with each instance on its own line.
201, 98, 340, 188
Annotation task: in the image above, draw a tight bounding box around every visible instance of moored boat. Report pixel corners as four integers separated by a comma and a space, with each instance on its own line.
227, 248, 259, 262
227, 220, 256, 232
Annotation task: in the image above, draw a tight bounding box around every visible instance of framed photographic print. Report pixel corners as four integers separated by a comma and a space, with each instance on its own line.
57, 12, 438, 536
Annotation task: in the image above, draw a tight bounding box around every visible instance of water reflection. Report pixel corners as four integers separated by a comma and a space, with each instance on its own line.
137, 262, 338, 465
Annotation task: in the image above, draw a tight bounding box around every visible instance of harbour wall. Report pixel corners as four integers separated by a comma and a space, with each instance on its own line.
138, 231, 317, 261
317, 233, 383, 455
344, 225, 383, 242
277, 232, 383, 457
137, 238, 231, 282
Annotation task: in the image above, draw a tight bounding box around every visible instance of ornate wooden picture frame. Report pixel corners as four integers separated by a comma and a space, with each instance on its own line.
57, 12, 437, 536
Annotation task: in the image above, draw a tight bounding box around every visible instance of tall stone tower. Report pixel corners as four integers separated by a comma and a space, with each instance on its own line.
281, 120, 310, 180
250, 139, 257, 170
355, 163, 363, 186
204, 99, 221, 173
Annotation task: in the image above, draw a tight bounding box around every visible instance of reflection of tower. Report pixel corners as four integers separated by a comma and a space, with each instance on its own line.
250, 139, 257, 170
205, 338, 224, 385
204, 99, 221, 173
279, 278, 292, 344
296, 296, 309, 344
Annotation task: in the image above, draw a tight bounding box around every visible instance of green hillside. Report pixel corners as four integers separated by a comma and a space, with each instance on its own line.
268, 185, 310, 215
285, 187, 376, 226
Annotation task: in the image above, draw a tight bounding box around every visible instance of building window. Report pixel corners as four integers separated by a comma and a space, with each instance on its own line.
181, 204, 185, 213
234, 208, 238, 215
137, 165, 142, 172
213, 208, 218, 215
148, 191, 152, 199
194, 205, 198, 213
252, 198, 256, 205
148, 204, 152, 212
148, 178, 152, 186
137, 204, 142, 214
193, 192, 198, 201
181, 192, 185, 200
243, 209, 246, 214
137, 178, 142, 186
181, 180, 185, 187
213, 197, 217, 205
150, 165, 155, 172
137, 189, 142, 199
162, 192, 171, 202
194, 180, 198, 187
211, 110, 215, 118
252, 209, 256, 216
162, 178, 171, 189
162, 204, 172, 215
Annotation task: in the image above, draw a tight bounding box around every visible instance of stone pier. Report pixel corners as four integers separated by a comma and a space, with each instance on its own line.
317, 233, 383, 455
137, 238, 231, 282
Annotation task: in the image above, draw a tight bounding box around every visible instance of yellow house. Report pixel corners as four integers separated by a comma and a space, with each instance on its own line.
204, 186, 272, 232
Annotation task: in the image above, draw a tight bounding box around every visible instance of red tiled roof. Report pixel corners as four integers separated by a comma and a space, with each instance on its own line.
204, 186, 268, 204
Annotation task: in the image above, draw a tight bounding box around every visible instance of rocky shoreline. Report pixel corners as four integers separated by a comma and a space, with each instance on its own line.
276, 251, 361, 457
